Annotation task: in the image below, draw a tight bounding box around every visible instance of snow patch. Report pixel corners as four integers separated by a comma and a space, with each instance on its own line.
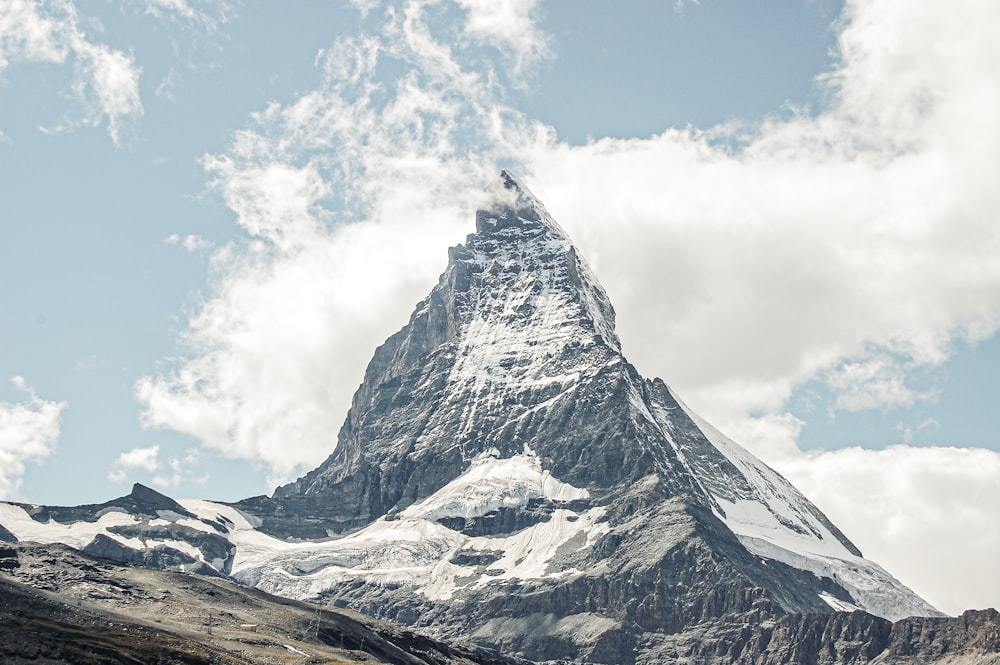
401, 447, 588, 522
230, 459, 606, 604
0, 503, 138, 550
819, 591, 862, 613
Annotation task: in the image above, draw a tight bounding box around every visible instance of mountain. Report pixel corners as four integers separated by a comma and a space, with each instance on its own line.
2, 171, 995, 665
230, 171, 939, 659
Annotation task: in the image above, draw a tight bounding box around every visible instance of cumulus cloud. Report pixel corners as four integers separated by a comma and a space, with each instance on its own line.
0, 377, 66, 500
518, 0, 1000, 454
138, 0, 1000, 610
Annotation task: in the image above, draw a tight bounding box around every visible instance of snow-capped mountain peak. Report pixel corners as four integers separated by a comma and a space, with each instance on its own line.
0, 172, 944, 665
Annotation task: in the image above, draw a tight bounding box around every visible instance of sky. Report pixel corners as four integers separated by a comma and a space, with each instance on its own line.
1, 0, 999, 616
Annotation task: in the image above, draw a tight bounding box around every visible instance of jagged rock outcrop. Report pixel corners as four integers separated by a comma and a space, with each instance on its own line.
877, 609, 1000, 664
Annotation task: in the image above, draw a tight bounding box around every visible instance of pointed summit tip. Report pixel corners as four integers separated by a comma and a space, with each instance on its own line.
476, 170, 567, 238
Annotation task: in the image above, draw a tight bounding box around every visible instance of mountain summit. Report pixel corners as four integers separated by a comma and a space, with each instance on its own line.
0, 172, 943, 664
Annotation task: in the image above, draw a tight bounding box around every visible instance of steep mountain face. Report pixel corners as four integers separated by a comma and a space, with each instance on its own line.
0, 172, 962, 664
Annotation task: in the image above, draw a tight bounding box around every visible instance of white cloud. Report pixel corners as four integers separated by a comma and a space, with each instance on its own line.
129, 0, 235, 32
108, 444, 161, 483
0, 377, 66, 500
0, 0, 144, 145
151, 448, 204, 489
107, 443, 205, 489
155, 67, 180, 101
0, 0, 67, 69
138, 0, 1000, 611
68, 38, 143, 144
454, 0, 551, 77
897, 417, 938, 444
826, 357, 936, 412
518, 0, 1000, 441
776, 446, 1000, 616
138, 0, 537, 484
1, 0, 233, 144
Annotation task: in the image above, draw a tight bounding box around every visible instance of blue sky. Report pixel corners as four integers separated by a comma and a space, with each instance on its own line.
1, 0, 999, 615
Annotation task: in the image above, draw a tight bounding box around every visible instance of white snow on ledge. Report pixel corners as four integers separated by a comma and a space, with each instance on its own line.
400, 446, 589, 522
819, 591, 862, 613
735, 533, 937, 621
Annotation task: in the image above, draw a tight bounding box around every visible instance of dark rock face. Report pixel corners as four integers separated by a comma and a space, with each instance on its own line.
877, 609, 1000, 663
0, 547, 18, 570
0, 523, 16, 543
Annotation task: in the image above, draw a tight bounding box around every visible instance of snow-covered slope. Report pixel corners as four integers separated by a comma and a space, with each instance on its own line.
668, 392, 936, 621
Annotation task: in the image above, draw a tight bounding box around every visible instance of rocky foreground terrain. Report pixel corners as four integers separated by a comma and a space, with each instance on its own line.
3, 540, 999, 664
0, 543, 517, 665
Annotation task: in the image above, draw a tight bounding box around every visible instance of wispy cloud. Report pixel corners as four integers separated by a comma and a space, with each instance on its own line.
827, 357, 936, 413
1, 0, 144, 145
453, 0, 551, 79
1, 0, 236, 144
0, 377, 66, 500
151, 449, 205, 489
107, 443, 204, 489
138, 0, 236, 31
165, 233, 213, 253
155, 67, 181, 102
138, 0, 546, 485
